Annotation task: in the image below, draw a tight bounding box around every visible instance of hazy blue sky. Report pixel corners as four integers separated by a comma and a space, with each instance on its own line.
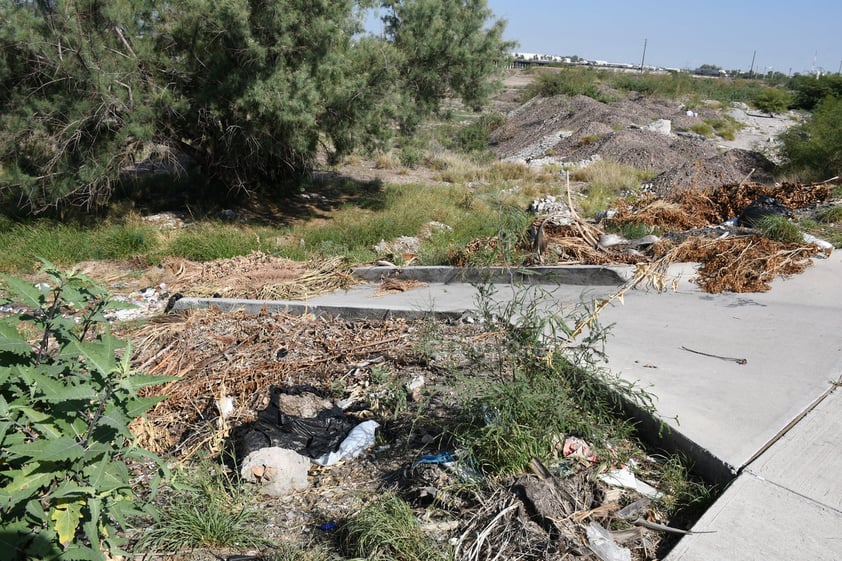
488, 0, 841, 74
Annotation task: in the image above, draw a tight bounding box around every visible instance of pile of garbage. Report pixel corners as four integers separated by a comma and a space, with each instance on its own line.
455, 180, 834, 293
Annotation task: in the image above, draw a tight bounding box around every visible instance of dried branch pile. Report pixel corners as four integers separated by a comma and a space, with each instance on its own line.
451, 181, 834, 293
130, 310, 414, 455
155, 252, 356, 299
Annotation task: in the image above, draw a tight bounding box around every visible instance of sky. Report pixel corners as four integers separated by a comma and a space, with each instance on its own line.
486, 0, 842, 75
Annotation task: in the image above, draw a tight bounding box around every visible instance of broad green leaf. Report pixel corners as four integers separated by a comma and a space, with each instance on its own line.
13, 436, 85, 462
98, 461, 130, 494
69, 338, 118, 376
125, 395, 167, 418
0, 321, 31, 356
51, 481, 95, 499
0, 274, 45, 309
82, 497, 102, 556
51, 497, 85, 547
0, 465, 53, 506
58, 544, 103, 561
27, 371, 97, 403
97, 405, 131, 438
121, 374, 179, 392
12, 404, 52, 424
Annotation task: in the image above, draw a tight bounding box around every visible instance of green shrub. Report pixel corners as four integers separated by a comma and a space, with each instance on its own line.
0, 263, 172, 560
453, 113, 506, 153
753, 87, 793, 115
780, 95, 842, 181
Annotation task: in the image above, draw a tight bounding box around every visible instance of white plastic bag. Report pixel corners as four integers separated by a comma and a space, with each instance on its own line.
314, 420, 380, 466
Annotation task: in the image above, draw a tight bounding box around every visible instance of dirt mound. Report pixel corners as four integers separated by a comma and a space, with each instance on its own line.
490, 92, 722, 175
558, 128, 716, 173
646, 149, 777, 197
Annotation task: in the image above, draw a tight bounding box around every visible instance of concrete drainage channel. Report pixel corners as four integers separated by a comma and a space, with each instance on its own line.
173, 266, 748, 552
172, 264, 726, 479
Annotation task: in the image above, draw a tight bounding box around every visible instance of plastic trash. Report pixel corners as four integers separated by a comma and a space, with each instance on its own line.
314, 420, 379, 466
412, 451, 455, 467
802, 232, 834, 254
587, 522, 631, 561
598, 466, 662, 500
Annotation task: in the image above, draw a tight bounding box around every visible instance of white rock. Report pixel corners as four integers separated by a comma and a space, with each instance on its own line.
642, 118, 672, 135
240, 447, 310, 497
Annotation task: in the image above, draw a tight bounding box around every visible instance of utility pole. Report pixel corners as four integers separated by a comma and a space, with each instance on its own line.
639, 38, 647, 72
749, 50, 756, 78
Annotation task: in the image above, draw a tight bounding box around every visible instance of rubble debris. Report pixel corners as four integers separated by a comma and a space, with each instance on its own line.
240, 446, 311, 497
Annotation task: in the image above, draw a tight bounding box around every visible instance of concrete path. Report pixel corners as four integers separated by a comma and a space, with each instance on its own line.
174, 253, 842, 560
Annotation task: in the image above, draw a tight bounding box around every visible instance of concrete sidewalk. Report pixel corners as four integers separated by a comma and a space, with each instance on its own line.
174, 254, 842, 560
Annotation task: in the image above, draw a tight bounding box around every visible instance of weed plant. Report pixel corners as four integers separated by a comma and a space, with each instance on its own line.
569, 161, 655, 217
340, 492, 449, 561
455, 280, 655, 476
757, 215, 803, 243
818, 205, 842, 223
138, 459, 268, 554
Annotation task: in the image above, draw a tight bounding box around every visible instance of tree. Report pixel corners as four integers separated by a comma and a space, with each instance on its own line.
0, 0, 513, 213
0, 0, 161, 212
381, 0, 515, 128
779, 95, 842, 181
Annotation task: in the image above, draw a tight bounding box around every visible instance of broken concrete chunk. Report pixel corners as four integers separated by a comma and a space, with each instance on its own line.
240, 447, 310, 497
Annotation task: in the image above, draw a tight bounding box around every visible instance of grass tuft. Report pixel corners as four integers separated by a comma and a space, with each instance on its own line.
757, 215, 802, 243
341, 493, 449, 561
138, 461, 268, 554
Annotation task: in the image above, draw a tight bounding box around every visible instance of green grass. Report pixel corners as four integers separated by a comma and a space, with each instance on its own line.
817, 205, 842, 223
0, 221, 156, 271
138, 460, 269, 554
163, 223, 264, 261
341, 492, 450, 561
568, 160, 656, 217
757, 215, 802, 243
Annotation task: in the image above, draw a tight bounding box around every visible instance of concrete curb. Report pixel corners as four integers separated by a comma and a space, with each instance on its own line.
171, 296, 465, 322
351, 265, 631, 286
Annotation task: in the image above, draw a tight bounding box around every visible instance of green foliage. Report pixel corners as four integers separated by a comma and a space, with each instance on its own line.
523, 66, 766, 105
524, 69, 607, 101
753, 87, 793, 115
138, 459, 268, 554
382, 0, 515, 125
165, 224, 262, 262
0, 222, 155, 272
0, 263, 172, 560
757, 215, 802, 243
817, 205, 842, 223
340, 492, 449, 561
788, 73, 842, 110
452, 113, 507, 153
780, 95, 842, 181
458, 283, 653, 475
1, 0, 512, 212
